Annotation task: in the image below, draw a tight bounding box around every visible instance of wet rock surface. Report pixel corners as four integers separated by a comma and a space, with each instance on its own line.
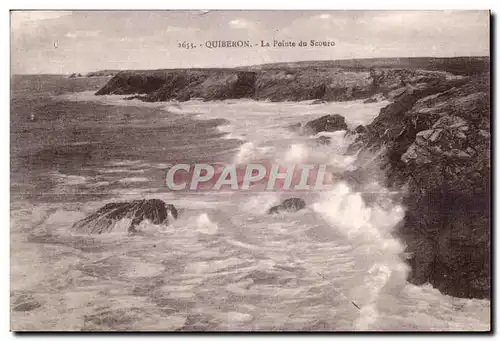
352, 71, 490, 299
72, 199, 178, 234
93, 58, 491, 300
303, 114, 348, 134
314, 136, 332, 145
268, 198, 306, 214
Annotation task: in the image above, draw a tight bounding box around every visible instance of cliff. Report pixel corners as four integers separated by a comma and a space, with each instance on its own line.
95, 57, 489, 102
94, 68, 455, 103
93, 57, 490, 299
352, 71, 490, 299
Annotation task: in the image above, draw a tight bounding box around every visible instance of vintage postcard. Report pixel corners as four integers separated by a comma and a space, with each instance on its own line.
10, 10, 490, 331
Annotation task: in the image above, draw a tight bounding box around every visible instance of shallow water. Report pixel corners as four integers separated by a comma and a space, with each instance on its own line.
10, 76, 490, 331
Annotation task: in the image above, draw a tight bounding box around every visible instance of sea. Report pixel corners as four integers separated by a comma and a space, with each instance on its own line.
10, 75, 490, 331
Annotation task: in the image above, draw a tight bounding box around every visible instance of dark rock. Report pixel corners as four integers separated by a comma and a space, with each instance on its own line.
123, 95, 144, 101
86, 70, 121, 78
176, 92, 191, 102
72, 199, 178, 234
351, 125, 367, 135
311, 99, 326, 105
356, 125, 367, 134
303, 114, 348, 135
69, 73, 83, 79
268, 198, 306, 214
96, 70, 257, 101
314, 136, 332, 145
94, 64, 467, 103
352, 72, 490, 299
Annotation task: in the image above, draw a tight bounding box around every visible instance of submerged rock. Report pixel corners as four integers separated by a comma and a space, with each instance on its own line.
72, 199, 178, 234
303, 114, 347, 134
268, 198, 306, 214
314, 136, 332, 145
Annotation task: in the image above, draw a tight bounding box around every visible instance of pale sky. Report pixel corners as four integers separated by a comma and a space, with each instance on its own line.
11, 10, 490, 74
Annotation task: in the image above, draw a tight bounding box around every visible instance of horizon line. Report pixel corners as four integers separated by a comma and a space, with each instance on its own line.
10, 55, 490, 76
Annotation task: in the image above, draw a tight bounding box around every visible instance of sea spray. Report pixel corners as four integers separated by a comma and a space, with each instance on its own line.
197, 213, 219, 235
233, 142, 272, 164
313, 182, 409, 330
11, 79, 490, 331
284, 144, 310, 164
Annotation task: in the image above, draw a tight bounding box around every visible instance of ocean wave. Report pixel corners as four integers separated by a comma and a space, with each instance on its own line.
14, 98, 490, 331
233, 142, 273, 164
98, 168, 147, 174
117, 177, 150, 184
217, 124, 246, 141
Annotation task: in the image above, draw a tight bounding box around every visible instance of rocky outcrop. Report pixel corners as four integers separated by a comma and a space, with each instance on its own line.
353, 72, 490, 299
86, 70, 121, 78
72, 199, 178, 234
68, 73, 83, 79
346, 125, 368, 138
303, 114, 348, 134
254, 69, 372, 102
95, 70, 257, 102
95, 62, 471, 103
248, 57, 489, 76
268, 198, 306, 214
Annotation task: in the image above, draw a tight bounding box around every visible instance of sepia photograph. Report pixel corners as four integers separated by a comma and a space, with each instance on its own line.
10, 9, 491, 332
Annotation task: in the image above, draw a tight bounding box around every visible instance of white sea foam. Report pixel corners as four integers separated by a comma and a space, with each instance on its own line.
217, 124, 246, 141
14, 96, 489, 331
196, 213, 219, 235
117, 177, 150, 184
233, 142, 272, 164
312, 181, 408, 329
98, 168, 147, 174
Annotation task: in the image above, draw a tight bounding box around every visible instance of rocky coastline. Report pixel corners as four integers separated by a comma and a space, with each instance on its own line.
92, 57, 490, 299
352, 71, 490, 299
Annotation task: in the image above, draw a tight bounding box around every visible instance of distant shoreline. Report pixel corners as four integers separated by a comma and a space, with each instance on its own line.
12, 55, 490, 77
90, 56, 489, 104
